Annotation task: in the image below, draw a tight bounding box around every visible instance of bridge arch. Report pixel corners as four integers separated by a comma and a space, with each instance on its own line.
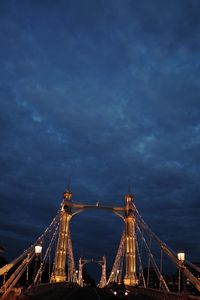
77, 256, 107, 288
51, 189, 138, 287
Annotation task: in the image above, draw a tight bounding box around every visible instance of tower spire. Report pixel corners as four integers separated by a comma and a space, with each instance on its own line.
67, 176, 71, 192
63, 177, 72, 200
128, 182, 131, 194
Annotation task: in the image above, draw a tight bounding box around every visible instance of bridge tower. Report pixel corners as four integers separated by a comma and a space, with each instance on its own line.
123, 193, 138, 286
77, 257, 84, 287
51, 189, 72, 282
99, 256, 107, 288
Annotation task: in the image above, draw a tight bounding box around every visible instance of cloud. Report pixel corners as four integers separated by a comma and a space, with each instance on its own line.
0, 0, 200, 270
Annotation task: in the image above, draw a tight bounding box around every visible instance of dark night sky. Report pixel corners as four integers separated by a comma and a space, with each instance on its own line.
1, 0, 200, 277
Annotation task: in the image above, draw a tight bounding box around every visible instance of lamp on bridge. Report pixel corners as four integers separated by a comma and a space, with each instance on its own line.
117, 269, 120, 284
177, 252, 185, 263
76, 270, 78, 283
35, 245, 42, 256
32, 244, 43, 285
177, 251, 185, 294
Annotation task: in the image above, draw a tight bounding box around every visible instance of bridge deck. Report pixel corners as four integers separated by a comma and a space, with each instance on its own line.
3, 284, 199, 300
12, 284, 155, 300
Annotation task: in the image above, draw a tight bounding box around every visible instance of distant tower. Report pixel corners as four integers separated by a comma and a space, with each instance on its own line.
51, 189, 72, 282
123, 193, 138, 286
77, 257, 83, 287
99, 256, 107, 288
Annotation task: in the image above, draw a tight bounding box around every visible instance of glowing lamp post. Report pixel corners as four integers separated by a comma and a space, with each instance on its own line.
32, 244, 42, 285
35, 245, 42, 256
177, 252, 185, 263
117, 269, 120, 284
177, 251, 185, 293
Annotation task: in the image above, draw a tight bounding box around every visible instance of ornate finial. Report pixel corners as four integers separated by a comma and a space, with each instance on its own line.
63, 190, 72, 200
125, 193, 134, 203
125, 184, 135, 203
63, 176, 72, 200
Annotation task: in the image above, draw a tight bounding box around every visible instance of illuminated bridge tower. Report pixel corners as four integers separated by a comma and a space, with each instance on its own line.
123, 193, 138, 286
99, 255, 107, 288
51, 189, 73, 282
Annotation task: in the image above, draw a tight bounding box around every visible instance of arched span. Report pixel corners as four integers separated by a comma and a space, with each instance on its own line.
78, 256, 107, 288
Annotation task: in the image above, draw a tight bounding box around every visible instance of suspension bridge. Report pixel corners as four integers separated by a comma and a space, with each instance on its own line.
0, 189, 200, 300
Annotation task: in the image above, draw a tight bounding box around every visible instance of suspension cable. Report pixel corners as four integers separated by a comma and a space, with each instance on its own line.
135, 232, 146, 288
34, 223, 59, 285
136, 223, 169, 292
147, 235, 151, 287
159, 248, 163, 290
135, 207, 200, 293
1, 252, 35, 300
0, 211, 60, 278
107, 231, 125, 285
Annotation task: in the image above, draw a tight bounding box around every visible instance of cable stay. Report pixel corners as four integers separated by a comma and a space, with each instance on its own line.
0, 211, 60, 299
66, 229, 76, 283
135, 234, 146, 288
136, 223, 170, 293
107, 231, 125, 285
134, 204, 200, 293
34, 223, 59, 285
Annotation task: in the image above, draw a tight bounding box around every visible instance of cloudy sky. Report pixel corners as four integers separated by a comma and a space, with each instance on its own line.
1, 0, 200, 278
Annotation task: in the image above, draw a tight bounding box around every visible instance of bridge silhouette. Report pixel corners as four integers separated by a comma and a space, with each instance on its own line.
0, 188, 200, 299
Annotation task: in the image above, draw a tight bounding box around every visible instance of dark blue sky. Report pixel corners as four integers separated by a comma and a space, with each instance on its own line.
1, 0, 200, 276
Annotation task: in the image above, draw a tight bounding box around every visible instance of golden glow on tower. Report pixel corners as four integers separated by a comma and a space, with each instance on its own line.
63, 190, 72, 200
124, 192, 138, 286
51, 189, 73, 283
125, 194, 134, 203
52, 189, 138, 286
